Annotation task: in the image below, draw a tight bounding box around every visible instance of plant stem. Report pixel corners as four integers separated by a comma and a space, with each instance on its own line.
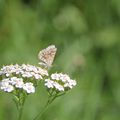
33, 95, 57, 120
17, 93, 26, 120
18, 105, 24, 120
33, 100, 49, 120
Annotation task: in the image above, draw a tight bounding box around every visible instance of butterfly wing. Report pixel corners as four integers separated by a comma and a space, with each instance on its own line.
38, 45, 57, 68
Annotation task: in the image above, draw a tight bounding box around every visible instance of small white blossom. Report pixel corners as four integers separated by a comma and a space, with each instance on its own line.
69, 79, 77, 86
10, 77, 18, 85
53, 82, 64, 91
23, 82, 35, 93
0, 79, 14, 92
59, 73, 70, 82
14, 78, 24, 88
51, 73, 60, 80
9, 77, 24, 88
45, 79, 54, 88
37, 67, 49, 76
34, 74, 42, 79
6, 73, 10, 77
3, 85, 14, 92
0, 78, 10, 90
22, 72, 33, 78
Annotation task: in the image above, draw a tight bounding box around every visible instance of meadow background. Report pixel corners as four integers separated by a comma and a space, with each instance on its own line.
0, 0, 120, 120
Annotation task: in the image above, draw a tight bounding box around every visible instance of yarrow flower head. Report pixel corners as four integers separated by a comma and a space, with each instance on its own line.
0, 64, 48, 94
45, 73, 76, 92
0, 64, 48, 79
0, 77, 35, 93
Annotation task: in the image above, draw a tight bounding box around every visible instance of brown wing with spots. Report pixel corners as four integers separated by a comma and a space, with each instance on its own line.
38, 45, 57, 67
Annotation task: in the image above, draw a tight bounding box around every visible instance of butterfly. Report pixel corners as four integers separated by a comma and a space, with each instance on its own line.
38, 45, 57, 68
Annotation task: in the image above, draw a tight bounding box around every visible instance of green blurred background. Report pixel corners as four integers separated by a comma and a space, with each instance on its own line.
0, 0, 120, 120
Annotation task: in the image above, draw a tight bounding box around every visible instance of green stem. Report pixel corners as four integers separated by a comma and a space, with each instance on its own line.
33, 95, 57, 120
33, 102, 48, 120
17, 92, 26, 120
33, 101, 49, 120
18, 105, 24, 120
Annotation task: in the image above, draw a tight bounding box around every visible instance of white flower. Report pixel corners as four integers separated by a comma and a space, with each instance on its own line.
0, 79, 14, 92
6, 73, 10, 77
9, 77, 18, 85
51, 73, 60, 80
64, 79, 76, 88
0, 78, 10, 90
44, 79, 64, 91
23, 82, 35, 93
34, 74, 42, 79
59, 73, 70, 82
15, 78, 24, 88
53, 82, 64, 91
22, 72, 33, 78
9, 77, 24, 88
69, 79, 77, 86
37, 67, 49, 76
3, 85, 14, 92
15, 68, 23, 74
45, 73, 76, 92
45, 79, 54, 88
0, 64, 48, 81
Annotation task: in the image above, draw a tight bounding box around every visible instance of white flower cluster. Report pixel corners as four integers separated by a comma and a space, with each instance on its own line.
0, 77, 35, 93
0, 64, 48, 79
0, 65, 77, 94
45, 73, 76, 92
0, 64, 49, 94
